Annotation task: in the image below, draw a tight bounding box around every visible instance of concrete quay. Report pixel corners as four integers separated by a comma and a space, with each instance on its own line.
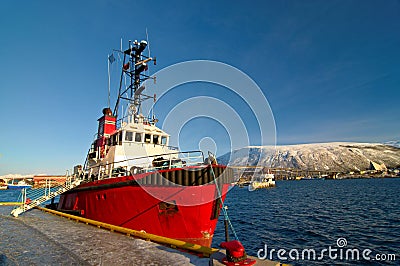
0, 204, 287, 265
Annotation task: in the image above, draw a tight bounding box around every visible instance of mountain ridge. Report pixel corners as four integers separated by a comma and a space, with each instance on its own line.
218, 142, 400, 172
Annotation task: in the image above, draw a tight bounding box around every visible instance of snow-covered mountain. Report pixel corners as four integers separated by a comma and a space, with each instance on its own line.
0, 174, 34, 180
218, 142, 400, 172
384, 140, 400, 149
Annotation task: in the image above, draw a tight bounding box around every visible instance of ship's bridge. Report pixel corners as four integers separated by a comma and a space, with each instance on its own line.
86, 111, 183, 177
120, 117, 170, 147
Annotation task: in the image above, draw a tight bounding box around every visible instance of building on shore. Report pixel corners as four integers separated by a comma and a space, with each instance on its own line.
32, 175, 67, 188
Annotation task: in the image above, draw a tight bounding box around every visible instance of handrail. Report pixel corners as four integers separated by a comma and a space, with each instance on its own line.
11, 176, 82, 217
88, 150, 203, 168
85, 150, 205, 180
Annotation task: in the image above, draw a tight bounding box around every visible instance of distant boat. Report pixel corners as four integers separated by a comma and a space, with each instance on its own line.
248, 173, 276, 191
7, 180, 32, 189
237, 181, 251, 188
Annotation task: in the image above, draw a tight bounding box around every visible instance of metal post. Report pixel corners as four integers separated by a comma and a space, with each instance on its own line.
224, 219, 230, 242
48, 178, 51, 196
98, 166, 102, 180
110, 162, 114, 178
22, 188, 26, 207
108, 161, 112, 177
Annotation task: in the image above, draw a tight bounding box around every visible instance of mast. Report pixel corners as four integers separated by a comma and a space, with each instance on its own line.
112, 39, 157, 124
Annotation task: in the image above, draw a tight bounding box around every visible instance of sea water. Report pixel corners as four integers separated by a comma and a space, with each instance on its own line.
213, 178, 400, 265
1, 179, 399, 265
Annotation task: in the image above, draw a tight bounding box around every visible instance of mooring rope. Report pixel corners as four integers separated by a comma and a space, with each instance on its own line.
209, 164, 240, 242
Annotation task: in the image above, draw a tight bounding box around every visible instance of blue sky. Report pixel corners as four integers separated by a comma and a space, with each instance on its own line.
0, 0, 399, 175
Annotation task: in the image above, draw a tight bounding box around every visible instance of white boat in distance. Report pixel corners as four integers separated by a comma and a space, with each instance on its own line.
7, 180, 32, 189
248, 172, 276, 191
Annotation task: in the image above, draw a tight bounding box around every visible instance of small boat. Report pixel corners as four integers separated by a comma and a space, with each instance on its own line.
237, 181, 251, 188
7, 180, 32, 189
248, 172, 275, 191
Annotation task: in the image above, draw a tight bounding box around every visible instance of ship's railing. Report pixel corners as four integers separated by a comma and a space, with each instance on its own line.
116, 114, 153, 129
85, 150, 205, 180
166, 145, 179, 151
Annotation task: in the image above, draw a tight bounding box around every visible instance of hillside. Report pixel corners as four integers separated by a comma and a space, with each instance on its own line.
218, 142, 400, 172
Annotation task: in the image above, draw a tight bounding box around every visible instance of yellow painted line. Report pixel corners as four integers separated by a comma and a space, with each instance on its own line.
36, 206, 218, 257
0, 202, 22, 206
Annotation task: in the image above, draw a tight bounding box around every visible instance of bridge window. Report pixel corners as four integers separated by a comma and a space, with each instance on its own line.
153, 135, 159, 144
144, 133, 151, 143
135, 133, 142, 142
125, 131, 133, 141
161, 136, 167, 145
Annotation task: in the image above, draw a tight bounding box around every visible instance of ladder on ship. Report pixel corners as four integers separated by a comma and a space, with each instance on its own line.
11, 176, 82, 217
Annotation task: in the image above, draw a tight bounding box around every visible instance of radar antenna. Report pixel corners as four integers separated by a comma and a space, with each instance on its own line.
112, 38, 157, 125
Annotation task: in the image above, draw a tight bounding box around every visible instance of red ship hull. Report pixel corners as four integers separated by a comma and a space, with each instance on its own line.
58, 165, 232, 247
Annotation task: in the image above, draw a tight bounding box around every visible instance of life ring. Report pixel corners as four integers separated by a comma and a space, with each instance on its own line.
130, 166, 143, 175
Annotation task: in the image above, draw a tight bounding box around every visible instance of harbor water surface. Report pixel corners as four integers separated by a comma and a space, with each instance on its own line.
1, 178, 399, 265
213, 178, 399, 265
